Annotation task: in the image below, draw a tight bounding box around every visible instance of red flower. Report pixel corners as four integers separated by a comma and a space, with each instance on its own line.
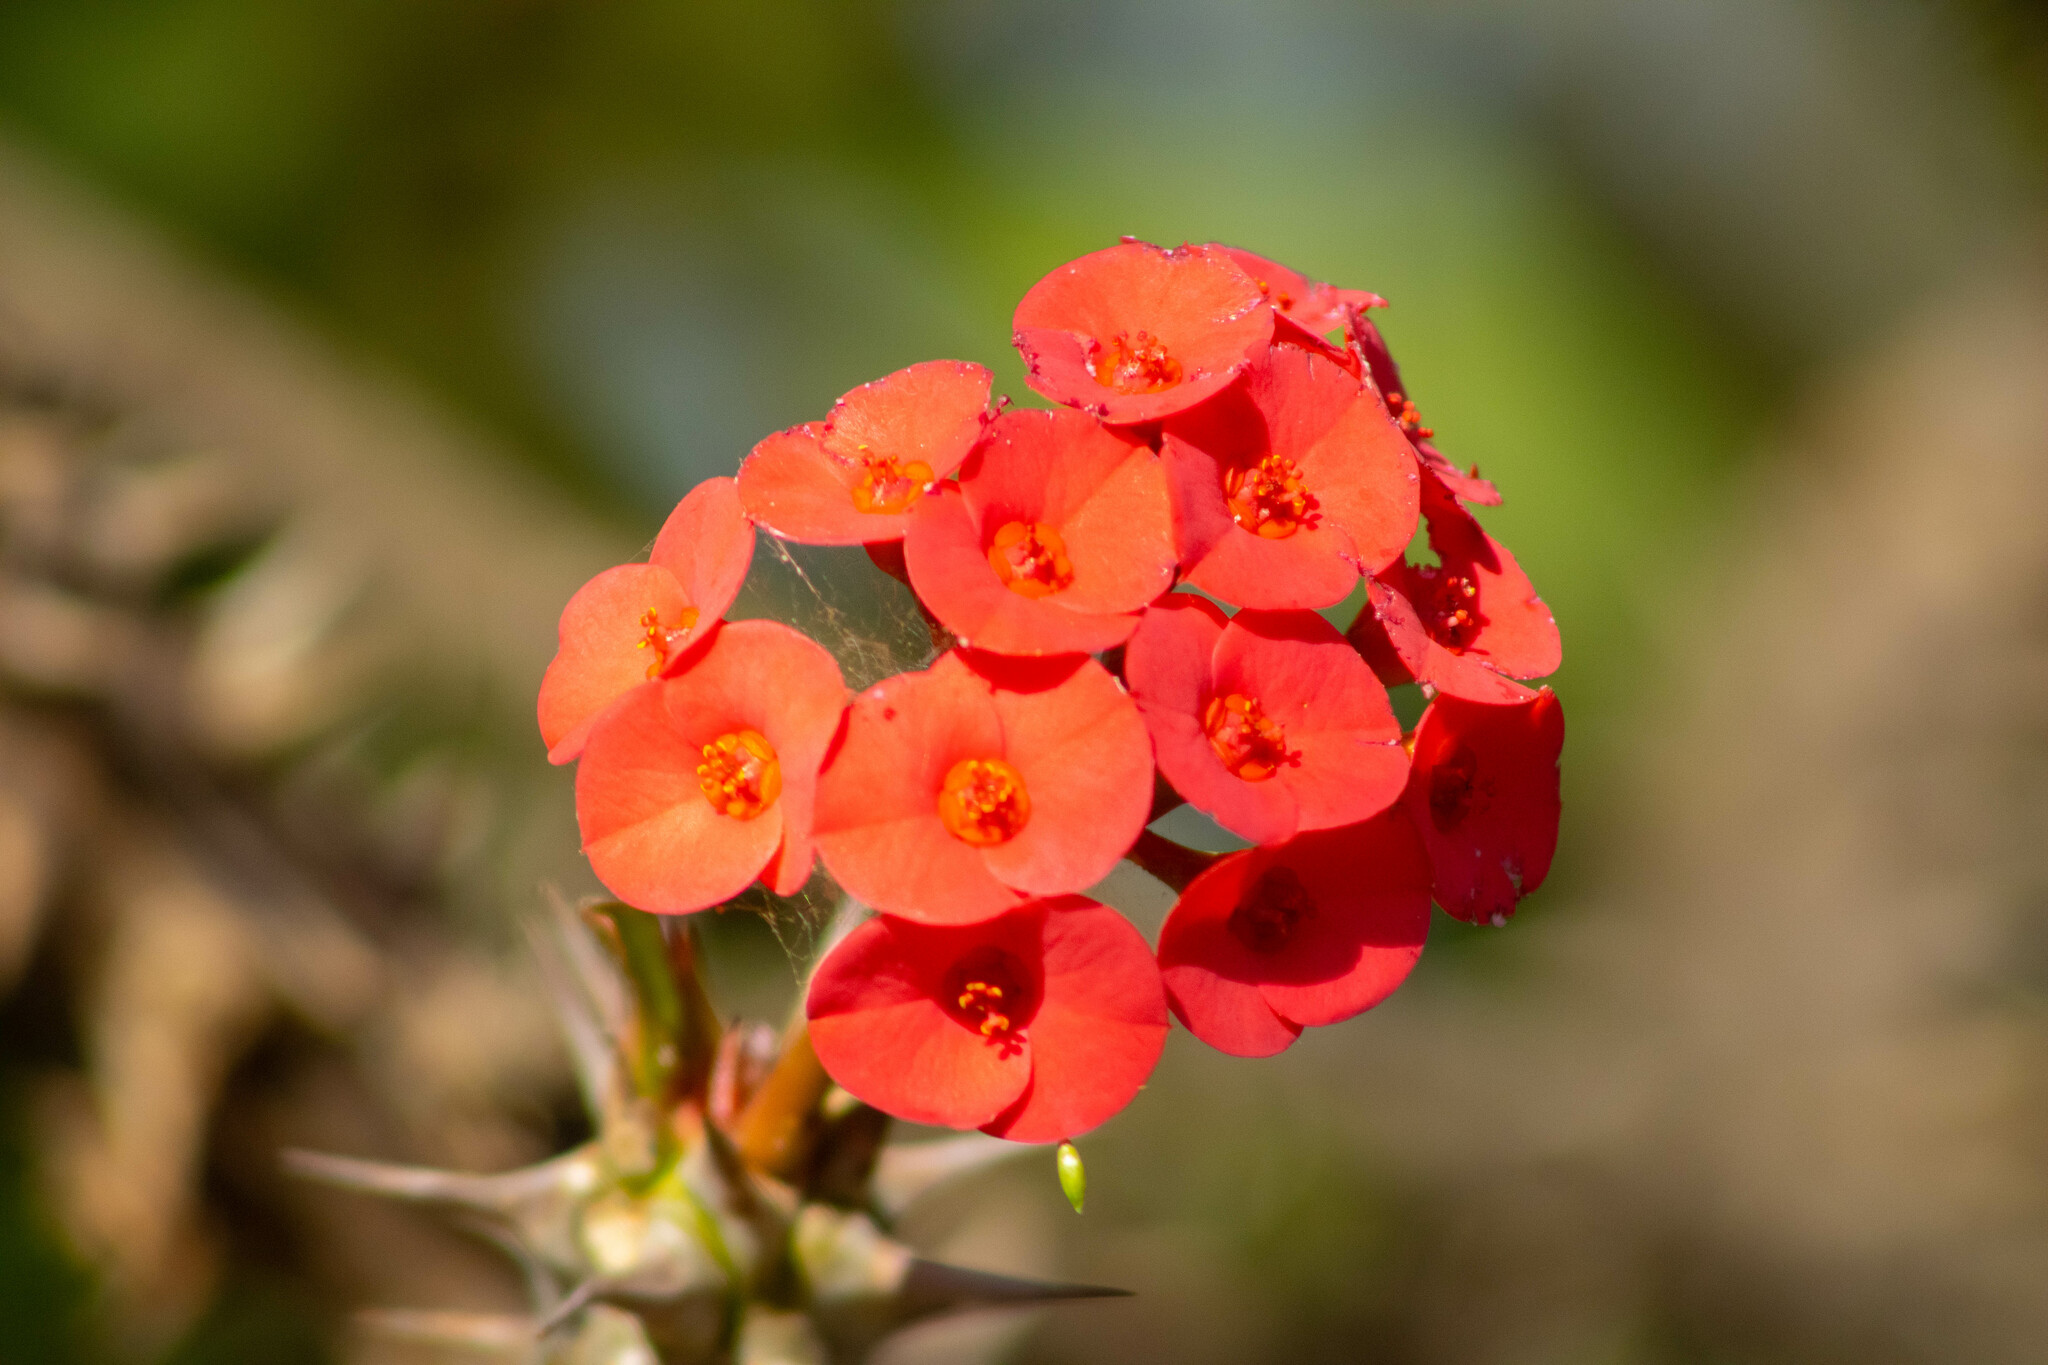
1405, 688, 1563, 925
807, 897, 1168, 1141
575, 620, 846, 913
1349, 313, 1500, 507
1345, 478, 1560, 703
537, 476, 755, 763
1213, 245, 1386, 341
737, 361, 992, 544
902, 409, 1177, 656
812, 651, 1152, 924
1013, 240, 1273, 425
1155, 813, 1431, 1057
1162, 341, 1419, 609
1125, 594, 1407, 845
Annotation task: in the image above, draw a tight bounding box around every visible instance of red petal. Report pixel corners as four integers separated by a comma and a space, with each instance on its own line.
1156, 854, 1302, 1057
1014, 241, 1273, 424
970, 654, 1154, 899
738, 423, 878, 545
1405, 688, 1563, 924
807, 912, 1034, 1129
820, 360, 992, 481
1350, 316, 1500, 507
1126, 594, 1300, 846
1213, 611, 1407, 836
1346, 577, 1538, 705
982, 898, 1169, 1143
575, 621, 844, 913
538, 563, 694, 764
649, 476, 755, 619
1213, 245, 1386, 335
813, 653, 1028, 923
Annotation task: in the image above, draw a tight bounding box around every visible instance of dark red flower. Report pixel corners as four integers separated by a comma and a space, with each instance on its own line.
1162, 341, 1419, 609
1155, 813, 1431, 1057
1346, 478, 1560, 702
1349, 312, 1500, 507
575, 620, 847, 913
1405, 688, 1562, 925
903, 409, 1177, 656
1213, 245, 1386, 341
537, 476, 755, 763
1125, 593, 1406, 845
1013, 240, 1273, 425
807, 896, 1167, 1141
812, 651, 1153, 924
737, 361, 993, 545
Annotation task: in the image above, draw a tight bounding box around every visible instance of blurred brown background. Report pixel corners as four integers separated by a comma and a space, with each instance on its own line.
1, 1, 2045, 1361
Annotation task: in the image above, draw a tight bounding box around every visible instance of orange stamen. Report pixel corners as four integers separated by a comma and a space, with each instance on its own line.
937, 757, 1031, 846
1090, 330, 1184, 394
1228, 867, 1317, 954
987, 521, 1075, 599
943, 946, 1030, 1056
696, 729, 782, 820
848, 443, 935, 515
1385, 390, 1434, 440
1203, 693, 1294, 781
1412, 565, 1481, 650
635, 605, 701, 678
1224, 454, 1317, 539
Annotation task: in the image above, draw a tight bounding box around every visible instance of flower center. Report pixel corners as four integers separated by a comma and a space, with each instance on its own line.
1228, 867, 1317, 954
986, 521, 1075, 599
1427, 743, 1483, 831
1203, 693, 1294, 782
937, 757, 1031, 846
1224, 454, 1317, 539
1091, 329, 1184, 394
1384, 390, 1434, 440
635, 605, 701, 678
849, 445, 935, 515
697, 729, 782, 820
1411, 565, 1481, 650
942, 946, 1033, 1055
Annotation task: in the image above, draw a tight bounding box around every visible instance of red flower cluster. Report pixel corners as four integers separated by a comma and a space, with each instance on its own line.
538, 240, 1565, 1142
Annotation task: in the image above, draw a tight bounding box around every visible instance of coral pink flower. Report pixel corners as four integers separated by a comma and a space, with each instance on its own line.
1014, 240, 1273, 425
812, 651, 1152, 924
1346, 479, 1560, 703
1124, 594, 1407, 845
1155, 813, 1431, 1057
807, 897, 1168, 1141
737, 361, 993, 545
1406, 688, 1563, 925
903, 409, 1176, 656
1162, 341, 1419, 610
537, 477, 755, 764
1214, 245, 1386, 341
1349, 313, 1500, 507
575, 620, 846, 913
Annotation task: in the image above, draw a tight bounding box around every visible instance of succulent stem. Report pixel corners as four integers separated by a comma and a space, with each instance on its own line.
1123, 828, 1220, 893
732, 1019, 832, 1181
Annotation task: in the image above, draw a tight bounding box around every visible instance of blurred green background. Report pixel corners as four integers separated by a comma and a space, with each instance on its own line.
0, 1, 2044, 1362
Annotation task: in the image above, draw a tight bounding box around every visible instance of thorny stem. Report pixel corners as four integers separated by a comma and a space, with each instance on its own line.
731, 1018, 832, 1181
1123, 828, 1220, 893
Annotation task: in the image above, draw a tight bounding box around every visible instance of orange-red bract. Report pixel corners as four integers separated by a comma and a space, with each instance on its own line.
574, 620, 846, 913
1349, 313, 1501, 507
812, 651, 1152, 924
1162, 341, 1419, 610
1405, 688, 1563, 924
903, 409, 1176, 656
737, 361, 993, 545
1155, 813, 1431, 1057
1125, 594, 1406, 845
1346, 476, 1560, 702
537, 476, 755, 764
1213, 245, 1386, 341
1014, 240, 1273, 425
807, 897, 1168, 1142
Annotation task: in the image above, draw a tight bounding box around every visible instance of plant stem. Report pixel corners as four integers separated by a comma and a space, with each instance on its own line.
731, 1019, 831, 1181
1123, 828, 1221, 893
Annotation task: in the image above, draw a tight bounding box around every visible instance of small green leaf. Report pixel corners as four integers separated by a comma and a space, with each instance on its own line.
1056, 1141, 1085, 1214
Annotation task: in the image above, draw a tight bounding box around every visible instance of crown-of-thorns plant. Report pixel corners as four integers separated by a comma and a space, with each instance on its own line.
292, 240, 1564, 1363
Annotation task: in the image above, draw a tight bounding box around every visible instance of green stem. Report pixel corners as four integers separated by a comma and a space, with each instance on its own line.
1123, 828, 1220, 894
